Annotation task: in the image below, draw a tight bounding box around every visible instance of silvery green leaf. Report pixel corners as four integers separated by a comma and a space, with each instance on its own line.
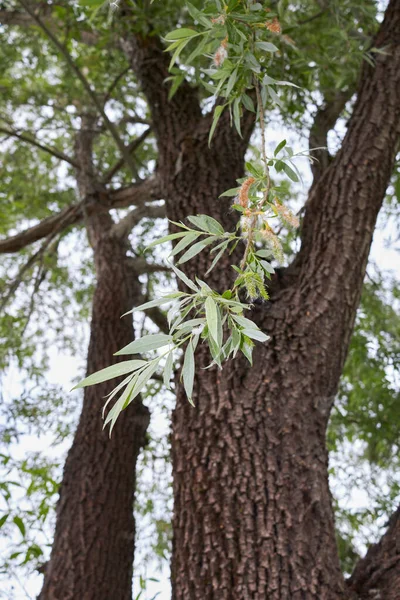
177, 236, 218, 265
256, 249, 273, 259
165, 28, 199, 40
232, 314, 259, 330
170, 263, 200, 293
206, 243, 228, 275
209, 104, 226, 145
260, 260, 275, 274
182, 342, 195, 405
146, 232, 187, 249
187, 215, 224, 235
219, 187, 240, 197
106, 360, 160, 434
255, 41, 278, 53
241, 339, 254, 364
123, 293, 184, 316
241, 328, 270, 343
205, 297, 222, 348
73, 360, 146, 389
171, 232, 201, 256
102, 374, 136, 419
115, 334, 172, 356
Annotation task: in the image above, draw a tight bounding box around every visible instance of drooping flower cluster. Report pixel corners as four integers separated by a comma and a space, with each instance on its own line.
274, 199, 300, 228
266, 17, 281, 34
238, 177, 255, 208
262, 223, 284, 263
213, 37, 228, 67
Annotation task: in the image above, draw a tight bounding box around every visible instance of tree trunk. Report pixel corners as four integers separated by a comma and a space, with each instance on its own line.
38, 210, 150, 600
120, 2, 400, 597
168, 2, 400, 598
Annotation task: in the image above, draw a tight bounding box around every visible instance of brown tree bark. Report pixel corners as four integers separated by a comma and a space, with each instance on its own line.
38, 123, 151, 600
123, 1, 400, 598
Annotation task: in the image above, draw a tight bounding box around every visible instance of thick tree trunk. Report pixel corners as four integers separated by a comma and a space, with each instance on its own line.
121, 2, 400, 597
38, 211, 150, 600
168, 2, 400, 599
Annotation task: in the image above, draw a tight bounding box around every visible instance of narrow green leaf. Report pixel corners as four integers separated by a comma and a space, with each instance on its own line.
187, 215, 224, 235
245, 51, 261, 73
182, 342, 195, 405
171, 231, 201, 256
169, 38, 191, 69
186, 2, 213, 27
73, 360, 146, 389
205, 297, 222, 348
274, 139, 286, 156
146, 232, 187, 249
241, 328, 270, 343
260, 260, 275, 274
123, 293, 184, 316
255, 41, 279, 53
102, 374, 136, 419
267, 86, 284, 109
206, 243, 228, 275
105, 360, 160, 434
232, 314, 259, 329
170, 263, 200, 292
242, 93, 255, 112
256, 249, 273, 259
165, 28, 199, 41
115, 334, 172, 356
209, 104, 226, 146
178, 236, 217, 265
233, 97, 242, 137
241, 339, 254, 364
0, 514, 8, 529
219, 187, 240, 197
281, 161, 299, 182
13, 516, 25, 537
226, 67, 238, 98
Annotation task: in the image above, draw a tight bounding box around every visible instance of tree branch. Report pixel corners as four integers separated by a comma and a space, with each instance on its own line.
0, 126, 79, 168
348, 505, 400, 599
0, 204, 82, 254
18, 0, 137, 178
308, 89, 353, 183
126, 257, 171, 276
111, 203, 165, 240
275, 0, 400, 412
120, 23, 202, 152
0, 176, 163, 254
102, 127, 152, 184
0, 203, 82, 312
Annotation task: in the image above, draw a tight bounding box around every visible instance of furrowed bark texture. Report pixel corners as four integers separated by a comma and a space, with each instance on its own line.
38, 212, 150, 600
348, 506, 400, 599
38, 119, 150, 600
122, 1, 400, 598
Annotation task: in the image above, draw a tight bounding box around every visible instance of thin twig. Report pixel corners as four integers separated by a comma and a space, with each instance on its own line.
0, 126, 80, 168
102, 127, 151, 184
0, 202, 83, 313
18, 0, 137, 178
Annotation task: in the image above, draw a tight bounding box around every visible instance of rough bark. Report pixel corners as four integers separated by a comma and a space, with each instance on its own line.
129, 1, 400, 598
348, 506, 400, 599
38, 121, 151, 600
38, 210, 150, 600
